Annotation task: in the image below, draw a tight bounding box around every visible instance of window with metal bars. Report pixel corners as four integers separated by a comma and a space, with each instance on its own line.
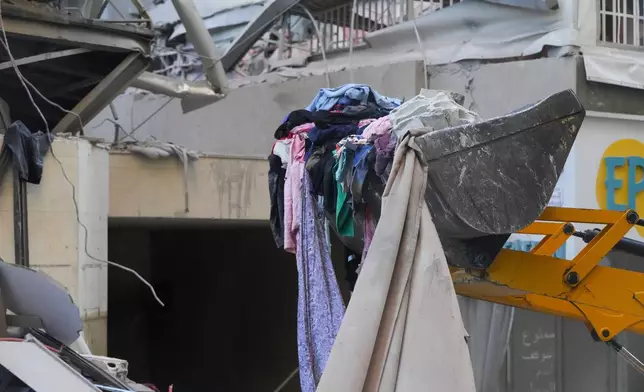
599, 0, 644, 47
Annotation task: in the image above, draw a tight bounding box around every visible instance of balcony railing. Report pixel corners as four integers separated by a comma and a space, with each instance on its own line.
307, 0, 459, 55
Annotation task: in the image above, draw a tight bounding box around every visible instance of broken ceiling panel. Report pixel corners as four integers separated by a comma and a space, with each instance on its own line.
0, 1, 152, 133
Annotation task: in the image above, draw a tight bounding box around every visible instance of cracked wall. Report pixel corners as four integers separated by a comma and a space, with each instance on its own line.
427, 57, 578, 119
87, 60, 425, 158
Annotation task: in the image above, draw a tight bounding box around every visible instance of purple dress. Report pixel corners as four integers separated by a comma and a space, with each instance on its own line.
296, 172, 346, 392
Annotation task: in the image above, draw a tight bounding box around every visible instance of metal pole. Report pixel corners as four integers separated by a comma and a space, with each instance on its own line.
277, 15, 286, 60
171, 0, 229, 94
608, 339, 644, 376
406, 0, 415, 20
109, 103, 120, 144
348, 0, 358, 83
13, 166, 28, 267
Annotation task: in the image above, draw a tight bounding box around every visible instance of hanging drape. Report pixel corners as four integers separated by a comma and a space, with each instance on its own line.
316, 129, 476, 392
297, 172, 346, 392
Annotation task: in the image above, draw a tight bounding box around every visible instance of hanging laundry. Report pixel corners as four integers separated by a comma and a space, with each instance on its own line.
349, 145, 374, 206
272, 139, 292, 169
296, 172, 345, 392
3, 121, 53, 184
291, 122, 315, 135
335, 135, 369, 158
277, 105, 382, 140
318, 195, 332, 250
314, 103, 384, 129
358, 118, 376, 128
333, 152, 354, 237
362, 115, 393, 141
351, 206, 376, 288
306, 124, 358, 161
341, 103, 389, 120
374, 131, 397, 182
322, 156, 338, 215
335, 180, 354, 237
268, 154, 286, 248
284, 132, 307, 253
308, 124, 358, 150
330, 134, 375, 238
363, 207, 376, 260
305, 141, 336, 196
275, 110, 318, 139
306, 84, 402, 112
333, 145, 352, 192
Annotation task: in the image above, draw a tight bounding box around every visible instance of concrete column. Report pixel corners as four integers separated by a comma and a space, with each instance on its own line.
0, 137, 109, 354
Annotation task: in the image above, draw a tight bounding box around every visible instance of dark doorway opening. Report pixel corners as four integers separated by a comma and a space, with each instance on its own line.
107, 221, 300, 391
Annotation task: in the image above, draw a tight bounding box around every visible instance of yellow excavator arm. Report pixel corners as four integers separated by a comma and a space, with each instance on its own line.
452, 207, 644, 342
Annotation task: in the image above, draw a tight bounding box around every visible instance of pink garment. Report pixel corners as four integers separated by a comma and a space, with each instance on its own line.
362, 207, 376, 260
362, 115, 392, 141
358, 119, 376, 127
291, 122, 315, 134
283, 122, 313, 253
284, 132, 307, 253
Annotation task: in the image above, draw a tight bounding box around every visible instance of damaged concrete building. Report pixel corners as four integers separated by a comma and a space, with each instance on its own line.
4, 0, 644, 390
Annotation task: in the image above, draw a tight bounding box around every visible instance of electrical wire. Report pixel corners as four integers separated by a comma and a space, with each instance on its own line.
0, 1, 165, 307
91, 117, 140, 142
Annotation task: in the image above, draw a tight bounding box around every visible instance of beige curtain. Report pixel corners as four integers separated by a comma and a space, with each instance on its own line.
317, 130, 476, 392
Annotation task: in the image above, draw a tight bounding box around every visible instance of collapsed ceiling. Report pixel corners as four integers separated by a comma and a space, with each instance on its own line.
0, 0, 153, 133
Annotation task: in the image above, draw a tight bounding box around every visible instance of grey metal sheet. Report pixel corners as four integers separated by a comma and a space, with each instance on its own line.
0, 261, 83, 346
1, 3, 152, 54
0, 49, 92, 72
0, 340, 99, 392
52, 52, 148, 134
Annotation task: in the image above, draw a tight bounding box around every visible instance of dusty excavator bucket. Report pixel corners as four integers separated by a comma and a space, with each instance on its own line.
337, 89, 585, 270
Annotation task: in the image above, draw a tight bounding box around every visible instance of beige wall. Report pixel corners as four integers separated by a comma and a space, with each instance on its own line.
0, 137, 109, 354
109, 152, 270, 220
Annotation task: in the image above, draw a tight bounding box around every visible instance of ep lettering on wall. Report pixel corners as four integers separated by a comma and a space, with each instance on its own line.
604, 155, 644, 210
596, 139, 644, 236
